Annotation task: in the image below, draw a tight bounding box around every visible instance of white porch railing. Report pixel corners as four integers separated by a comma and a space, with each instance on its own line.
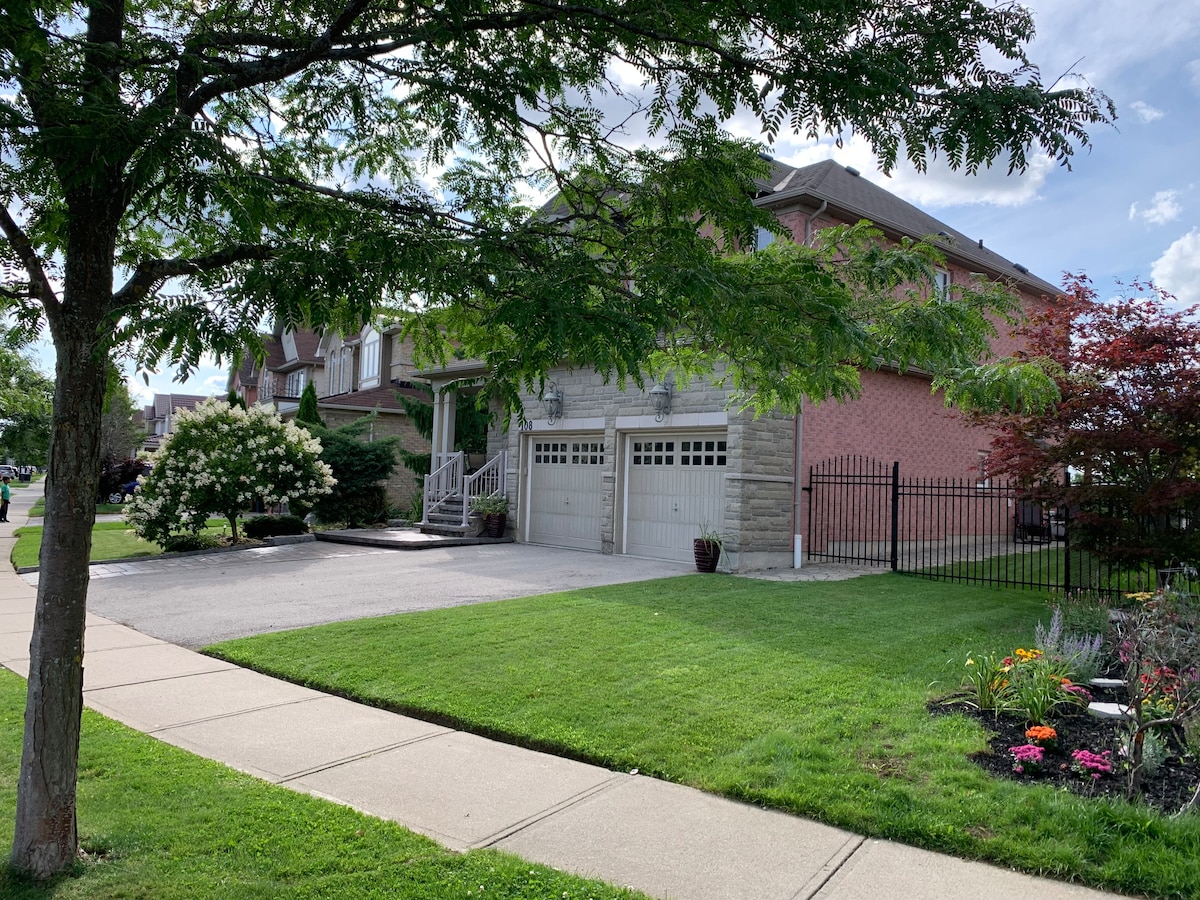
463, 451, 508, 526
421, 450, 508, 529
421, 452, 464, 525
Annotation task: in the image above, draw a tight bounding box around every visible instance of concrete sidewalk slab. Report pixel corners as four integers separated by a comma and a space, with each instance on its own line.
82, 622, 165, 653
79, 642, 237, 691
0, 609, 34, 634
290, 730, 623, 851
0, 584, 36, 602
496, 774, 864, 900
0, 629, 30, 664
154, 695, 452, 782
84, 666, 328, 732
0, 596, 35, 615
812, 838, 1118, 900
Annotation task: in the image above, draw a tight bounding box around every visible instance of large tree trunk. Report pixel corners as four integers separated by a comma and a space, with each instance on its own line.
11, 244, 110, 877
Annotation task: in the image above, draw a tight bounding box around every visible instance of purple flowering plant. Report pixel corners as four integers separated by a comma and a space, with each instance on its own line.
1009, 743, 1045, 774
1071, 748, 1113, 780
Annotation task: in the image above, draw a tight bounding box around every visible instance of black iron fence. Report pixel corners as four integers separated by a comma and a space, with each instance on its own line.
804, 456, 1177, 596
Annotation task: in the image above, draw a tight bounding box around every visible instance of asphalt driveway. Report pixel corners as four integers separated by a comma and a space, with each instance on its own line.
77, 542, 692, 648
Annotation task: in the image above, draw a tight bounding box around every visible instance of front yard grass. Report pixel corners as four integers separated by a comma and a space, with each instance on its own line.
208, 574, 1200, 899
10, 520, 228, 569
0, 671, 646, 899
27, 498, 126, 516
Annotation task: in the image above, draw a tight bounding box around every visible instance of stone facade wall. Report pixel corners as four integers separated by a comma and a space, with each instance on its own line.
488, 367, 797, 571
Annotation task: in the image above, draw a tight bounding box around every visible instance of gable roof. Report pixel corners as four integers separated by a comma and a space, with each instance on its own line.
755, 158, 1057, 296
288, 329, 323, 365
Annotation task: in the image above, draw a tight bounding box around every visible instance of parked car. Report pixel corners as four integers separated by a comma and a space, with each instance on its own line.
98, 459, 150, 503
0, 465, 16, 479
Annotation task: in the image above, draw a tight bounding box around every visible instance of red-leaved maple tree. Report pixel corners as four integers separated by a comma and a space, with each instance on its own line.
974, 274, 1200, 571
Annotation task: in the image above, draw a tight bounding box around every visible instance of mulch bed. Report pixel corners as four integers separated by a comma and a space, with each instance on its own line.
929, 693, 1200, 814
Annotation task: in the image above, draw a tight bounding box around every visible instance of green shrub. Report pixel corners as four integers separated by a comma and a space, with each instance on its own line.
309, 415, 398, 528
161, 533, 222, 553
242, 514, 309, 538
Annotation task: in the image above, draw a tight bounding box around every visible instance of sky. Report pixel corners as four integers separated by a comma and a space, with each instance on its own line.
40, 0, 1200, 407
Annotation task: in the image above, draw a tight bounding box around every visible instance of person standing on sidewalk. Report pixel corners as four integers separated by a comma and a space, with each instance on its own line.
0, 476, 11, 522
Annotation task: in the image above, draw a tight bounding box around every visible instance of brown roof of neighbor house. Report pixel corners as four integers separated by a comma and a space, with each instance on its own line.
754, 158, 1058, 296
290, 329, 322, 365
262, 335, 288, 372
226, 353, 258, 393
151, 393, 208, 418
317, 382, 429, 412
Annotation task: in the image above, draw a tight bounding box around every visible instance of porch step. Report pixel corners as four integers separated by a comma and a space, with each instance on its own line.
421, 498, 472, 536
421, 522, 472, 537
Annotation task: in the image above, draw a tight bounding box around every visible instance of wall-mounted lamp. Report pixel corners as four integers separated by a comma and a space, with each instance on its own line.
649, 381, 672, 422
543, 382, 563, 424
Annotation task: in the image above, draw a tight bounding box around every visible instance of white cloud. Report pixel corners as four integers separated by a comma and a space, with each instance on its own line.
766, 134, 1053, 209
1022, 1, 1200, 85
1129, 100, 1165, 122
1150, 228, 1200, 308
1129, 190, 1183, 224
126, 358, 225, 408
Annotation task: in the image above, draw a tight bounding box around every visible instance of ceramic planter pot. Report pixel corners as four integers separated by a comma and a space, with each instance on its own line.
693, 538, 720, 572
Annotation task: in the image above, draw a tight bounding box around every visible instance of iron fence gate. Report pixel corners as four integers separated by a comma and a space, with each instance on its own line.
804, 456, 1157, 595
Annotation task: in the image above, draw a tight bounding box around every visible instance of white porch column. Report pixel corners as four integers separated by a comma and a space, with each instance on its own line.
439, 389, 457, 463
430, 385, 445, 462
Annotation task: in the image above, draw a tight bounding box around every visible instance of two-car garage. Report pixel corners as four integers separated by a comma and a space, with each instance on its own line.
524, 431, 727, 563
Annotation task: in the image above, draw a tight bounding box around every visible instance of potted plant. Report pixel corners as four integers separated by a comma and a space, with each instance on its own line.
693, 524, 722, 572
471, 493, 509, 538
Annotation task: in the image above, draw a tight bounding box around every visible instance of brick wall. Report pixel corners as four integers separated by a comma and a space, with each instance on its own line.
322, 408, 429, 514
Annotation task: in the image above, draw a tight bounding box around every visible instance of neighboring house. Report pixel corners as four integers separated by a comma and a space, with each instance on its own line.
230, 322, 433, 513
226, 353, 261, 406
419, 158, 1060, 572
140, 393, 209, 452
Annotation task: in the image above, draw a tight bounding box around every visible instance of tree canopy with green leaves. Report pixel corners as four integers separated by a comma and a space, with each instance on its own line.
1, 0, 1110, 877
0, 333, 52, 465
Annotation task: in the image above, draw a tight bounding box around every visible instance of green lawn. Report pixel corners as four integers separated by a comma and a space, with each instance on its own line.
27, 498, 125, 516
10, 520, 229, 569
0, 671, 646, 899
208, 574, 1200, 899
920, 545, 1156, 595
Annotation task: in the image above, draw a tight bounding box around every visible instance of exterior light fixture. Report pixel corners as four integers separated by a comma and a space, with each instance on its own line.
650, 381, 672, 422
543, 383, 563, 424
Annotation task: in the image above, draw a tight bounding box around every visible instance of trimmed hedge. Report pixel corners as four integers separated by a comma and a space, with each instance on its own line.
161, 533, 222, 553
242, 514, 309, 539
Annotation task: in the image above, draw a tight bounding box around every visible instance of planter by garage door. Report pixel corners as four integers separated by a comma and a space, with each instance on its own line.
623, 434, 727, 563
525, 437, 605, 551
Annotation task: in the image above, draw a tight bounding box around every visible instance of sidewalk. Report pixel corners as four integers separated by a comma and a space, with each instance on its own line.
0, 486, 1124, 899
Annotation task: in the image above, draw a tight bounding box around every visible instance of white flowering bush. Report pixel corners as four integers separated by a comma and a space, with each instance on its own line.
126, 399, 335, 544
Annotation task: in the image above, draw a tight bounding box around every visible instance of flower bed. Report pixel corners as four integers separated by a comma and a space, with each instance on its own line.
939, 587, 1200, 814
931, 698, 1198, 813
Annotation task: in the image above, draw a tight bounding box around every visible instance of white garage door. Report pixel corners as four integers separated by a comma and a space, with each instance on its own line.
624, 433, 727, 563
526, 437, 605, 551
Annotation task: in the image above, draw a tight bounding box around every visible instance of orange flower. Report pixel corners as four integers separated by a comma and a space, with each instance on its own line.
1025, 725, 1058, 744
